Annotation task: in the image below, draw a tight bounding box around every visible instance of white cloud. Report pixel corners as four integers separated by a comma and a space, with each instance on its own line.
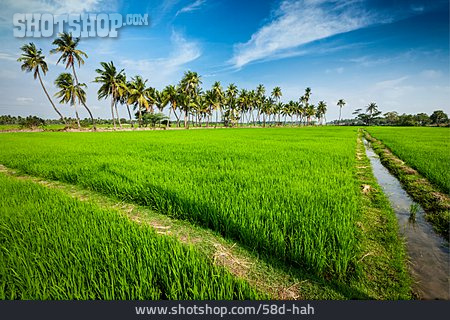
16, 97, 34, 103
421, 69, 442, 79
325, 67, 344, 74
229, 0, 374, 69
176, 0, 206, 16
0, 52, 17, 61
374, 76, 409, 89
121, 31, 201, 87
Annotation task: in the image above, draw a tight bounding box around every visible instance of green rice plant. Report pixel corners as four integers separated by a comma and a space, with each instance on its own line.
367, 127, 450, 194
409, 203, 419, 223
0, 127, 361, 277
0, 174, 261, 300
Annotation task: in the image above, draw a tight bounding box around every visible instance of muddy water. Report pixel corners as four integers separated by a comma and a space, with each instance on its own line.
363, 139, 449, 300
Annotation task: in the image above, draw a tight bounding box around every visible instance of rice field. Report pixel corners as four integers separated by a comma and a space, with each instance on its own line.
0, 127, 360, 277
366, 127, 450, 194
0, 173, 261, 300
0, 127, 418, 299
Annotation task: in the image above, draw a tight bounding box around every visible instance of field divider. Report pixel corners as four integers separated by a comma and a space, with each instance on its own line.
0, 163, 346, 300
363, 131, 450, 238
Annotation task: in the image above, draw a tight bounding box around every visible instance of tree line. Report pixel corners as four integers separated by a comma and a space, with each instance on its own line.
17, 33, 354, 130
16, 33, 448, 130
329, 102, 449, 126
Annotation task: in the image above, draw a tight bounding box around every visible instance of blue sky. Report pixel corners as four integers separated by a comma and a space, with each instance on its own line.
0, 0, 448, 120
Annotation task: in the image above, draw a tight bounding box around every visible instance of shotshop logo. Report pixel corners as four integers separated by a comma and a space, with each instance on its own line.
13, 13, 149, 38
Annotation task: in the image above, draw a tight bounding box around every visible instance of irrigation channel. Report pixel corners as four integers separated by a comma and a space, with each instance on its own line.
363, 139, 449, 299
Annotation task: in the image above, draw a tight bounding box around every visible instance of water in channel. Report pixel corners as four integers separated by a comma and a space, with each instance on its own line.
363, 139, 449, 300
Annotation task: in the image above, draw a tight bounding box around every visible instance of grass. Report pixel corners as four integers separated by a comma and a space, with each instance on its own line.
0, 127, 361, 277
366, 127, 450, 194
0, 173, 262, 300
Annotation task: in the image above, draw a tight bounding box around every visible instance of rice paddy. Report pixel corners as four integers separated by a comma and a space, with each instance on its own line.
366, 127, 450, 194
0, 127, 361, 276
0, 127, 425, 299
0, 173, 261, 300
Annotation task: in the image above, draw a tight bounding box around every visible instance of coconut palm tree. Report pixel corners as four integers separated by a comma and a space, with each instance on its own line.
54, 73, 87, 129
317, 101, 327, 125
212, 81, 224, 128
162, 85, 180, 128
127, 75, 153, 127
94, 61, 124, 129
337, 99, 346, 125
179, 71, 202, 128
204, 89, 216, 127
17, 43, 66, 125
225, 83, 238, 127
271, 87, 282, 123
117, 76, 135, 128
237, 89, 249, 126
153, 89, 168, 128
366, 102, 378, 117
305, 104, 316, 125
366, 102, 379, 126
51, 32, 95, 130
255, 84, 266, 125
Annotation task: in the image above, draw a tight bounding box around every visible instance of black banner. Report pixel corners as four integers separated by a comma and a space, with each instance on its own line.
0, 300, 448, 320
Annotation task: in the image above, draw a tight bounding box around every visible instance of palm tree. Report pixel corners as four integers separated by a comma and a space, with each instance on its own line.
51, 32, 95, 130
117, 76, 135, 128
366, 102, 378, 116
17, 43, 66, 125
317, 101, 327, 125
153, 89, 168, 128
212, 81, 224, 128
271, 87, 282, 123
282, 102, 292, 125
162, 85, 180, 128
54, 73, 86, 129
226, 83, 238, 127
94, 61, 124, 129
180, 71, 202, 128
337, 99, 346, 125
237, 89, 248, 126
366, 102, 379, 126
204, 89, 216, 127
306, 104, 316, 125
128, 76, 154, 127
255, 84, 266, 125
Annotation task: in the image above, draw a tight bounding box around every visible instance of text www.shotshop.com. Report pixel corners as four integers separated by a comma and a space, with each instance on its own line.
135, 303, 315, 317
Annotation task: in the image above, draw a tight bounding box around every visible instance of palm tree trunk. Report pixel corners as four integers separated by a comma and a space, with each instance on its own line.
74, 105, 81, 129
167, 107, 172, 129
339, 107, 342, 125
110, 96, 116, 129
173, 108, 180, 127
138, 107, 142, 127
126, 104, 134, 128
115, 102, 122, 128
215, 109, 218, 128
37, 71, 66, 125
184, 110, 188, 129
72, 64, 95, 130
